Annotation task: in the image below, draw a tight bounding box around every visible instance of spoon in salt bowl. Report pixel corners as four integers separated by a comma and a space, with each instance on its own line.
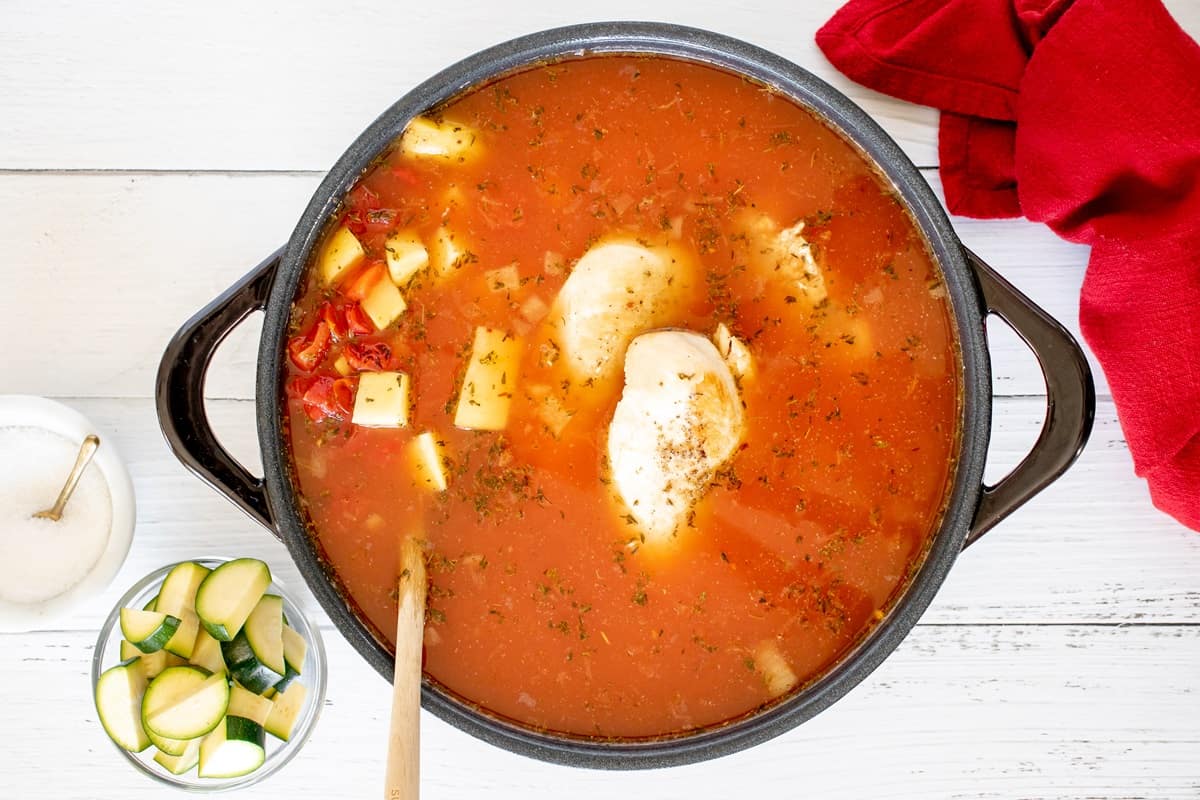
32, 434, 100, 521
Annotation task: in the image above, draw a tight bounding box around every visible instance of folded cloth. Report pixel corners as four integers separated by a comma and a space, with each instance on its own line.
817, 0, 1200, 529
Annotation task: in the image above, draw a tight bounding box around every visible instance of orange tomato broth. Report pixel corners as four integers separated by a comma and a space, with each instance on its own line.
284, 55, 960, 738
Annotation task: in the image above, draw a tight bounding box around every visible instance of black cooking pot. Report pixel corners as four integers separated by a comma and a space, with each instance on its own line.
156, 22, 1095, 769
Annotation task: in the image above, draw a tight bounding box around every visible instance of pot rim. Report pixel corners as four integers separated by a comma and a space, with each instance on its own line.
257, 21, 991, 768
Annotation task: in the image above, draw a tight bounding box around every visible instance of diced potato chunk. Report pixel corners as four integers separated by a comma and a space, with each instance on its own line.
409, 432, 449, 492
352, 371, 411, 428
430, 226, 469, 277
484, 263, 520, 293
713, 323, 755, 380
399, 117, 482, 163
319, 225, 365, 285
385, 230, 429, 287
333, 354, 353, 376
754, 640, 799, 698
360, 277, 407, 330
454, 327, 522, 431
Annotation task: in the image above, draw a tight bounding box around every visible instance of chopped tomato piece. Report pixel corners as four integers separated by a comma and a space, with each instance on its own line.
345, 341, 394, 372
343, 263, 386, 303
343, 211, 366, 236
300, 376, 357, 422
344, 303, 374, 336
320, 302, 346, 340
287, 320, 332, 372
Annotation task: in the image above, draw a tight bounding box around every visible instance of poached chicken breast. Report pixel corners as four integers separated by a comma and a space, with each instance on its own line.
607, 330, 746, 544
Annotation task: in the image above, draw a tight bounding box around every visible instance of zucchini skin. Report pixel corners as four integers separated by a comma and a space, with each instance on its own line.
221, 630, 284, 694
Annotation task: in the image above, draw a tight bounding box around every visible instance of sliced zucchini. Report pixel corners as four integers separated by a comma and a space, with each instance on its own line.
162, 612, 200, 660
119, 642, 189, 681
243, 595, 285, 677
142, 668, 230, 740
154, 736, 202, 775
264, 681, 308, 742
95, 658, 151, 752
158, 561, 211, 614
273, 624, 307, 692
198, 716, 266, 779
158, 561, 210, 660
221, 629, 284, 695
194, 558, 271, 642
229, 684, 274, 726
120, 608, 182, 654
146, 726, 196, 758
189, 629, 226, 676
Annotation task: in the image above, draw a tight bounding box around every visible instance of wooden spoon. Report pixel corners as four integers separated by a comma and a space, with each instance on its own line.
385, 536, 427, 800
32, 434, 100, 521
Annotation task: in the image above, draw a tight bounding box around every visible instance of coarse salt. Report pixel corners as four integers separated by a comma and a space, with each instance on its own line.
0, 425, 112, 604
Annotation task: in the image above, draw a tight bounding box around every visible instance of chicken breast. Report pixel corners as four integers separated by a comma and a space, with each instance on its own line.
551, 239, 696, 383
741, 213, 827, 304
607, 330, 746, 544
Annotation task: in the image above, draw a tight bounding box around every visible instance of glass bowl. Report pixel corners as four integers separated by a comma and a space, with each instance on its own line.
91, 558, 327, 792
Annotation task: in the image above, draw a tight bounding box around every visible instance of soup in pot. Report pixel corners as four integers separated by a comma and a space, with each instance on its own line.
283, 55, 959, 738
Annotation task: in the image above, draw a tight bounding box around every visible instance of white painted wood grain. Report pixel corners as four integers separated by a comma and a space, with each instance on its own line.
0, 0, 940, 170
7, 624, 1197, 799
2, 0, 1194, 173
2, 0, 1198, 796
0, 170, 1103, 399
21, 395, 1200, 631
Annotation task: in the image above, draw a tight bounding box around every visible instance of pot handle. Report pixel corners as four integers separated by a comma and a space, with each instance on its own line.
156, 249, 282, 536
964, 248, 1095, 547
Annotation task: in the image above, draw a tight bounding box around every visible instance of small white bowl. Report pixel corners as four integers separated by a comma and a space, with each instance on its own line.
0, 395, 135, 632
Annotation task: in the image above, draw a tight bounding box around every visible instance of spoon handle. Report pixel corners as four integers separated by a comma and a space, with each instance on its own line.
385, 536, 426, 800
39, 435, 100, 521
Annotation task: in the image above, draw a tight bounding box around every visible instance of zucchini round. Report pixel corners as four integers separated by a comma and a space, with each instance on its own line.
120, 608, 181, 654
95, 658, 151, 752
195, 558, 271, 642
142, 666, 229, 740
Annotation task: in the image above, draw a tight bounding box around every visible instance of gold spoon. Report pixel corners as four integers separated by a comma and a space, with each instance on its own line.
33, 434, 101, 521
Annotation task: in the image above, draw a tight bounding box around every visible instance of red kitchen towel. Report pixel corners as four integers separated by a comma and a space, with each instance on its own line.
817, 0, 1200, 529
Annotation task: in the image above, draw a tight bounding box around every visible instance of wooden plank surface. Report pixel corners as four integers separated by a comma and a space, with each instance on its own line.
2, 0, 1198, 797
8, 624, 1198, 799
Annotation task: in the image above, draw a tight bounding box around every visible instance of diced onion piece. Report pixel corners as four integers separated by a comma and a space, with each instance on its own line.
352, 371, 411, 428
754, 640, 799, 698
319, 226, 365, 285
384, 230, 429, 287
484, 263, 520, 293
454, 327, 521, 431
360, 277, 407, 330
526, 384, 573, 438
399, 117, 482, 163
409, 432, 449, 492
713, 323, 754, 380
518, 295, 549, 327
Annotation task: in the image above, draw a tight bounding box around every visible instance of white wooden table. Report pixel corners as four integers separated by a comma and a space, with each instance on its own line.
3, 2, 1199, 797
